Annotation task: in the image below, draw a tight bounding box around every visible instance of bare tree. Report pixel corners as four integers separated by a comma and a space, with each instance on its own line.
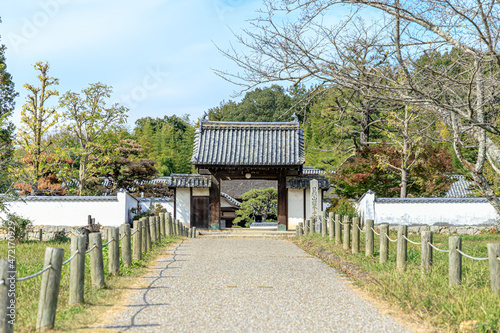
216, 0, 500, 214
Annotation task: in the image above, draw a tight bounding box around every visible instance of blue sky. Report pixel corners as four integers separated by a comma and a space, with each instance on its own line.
1, 0, 264, 130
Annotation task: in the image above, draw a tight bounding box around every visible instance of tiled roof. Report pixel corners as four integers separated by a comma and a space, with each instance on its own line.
13, 196, 119, 202
287, 176, 330, 189
221, 192, 242, 207
445, 176, 475, 198
190, 121, 305, 166
375, 197, 490, 204
151, 175, 211, 188
302, 167, 325, 175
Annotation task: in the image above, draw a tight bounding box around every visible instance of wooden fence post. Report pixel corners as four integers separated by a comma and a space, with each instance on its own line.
160, 213, 166, 237
487, 242, 500, 295
321, 213, 327, 237
397, 225, 408, 271
89, 232, 105, 289
365, 219, 374, 257
304, 219, 309, 236
69, 235, 86, 304
335, 214, 342, 245
145, 218, 152, 250
298, 222, 303, 237
328, 212, 334, 241
193, 227, 197, 238
36, 247, 64, 331
120, 224, 131, 268
0, 259, 15, 333
39, 228, 43, 241
380, 224, 389, 264
108, 228, 120, 275
342, 216, 350, 251
449, 236, 462, 286
156, 216, 161, 242
421, 231, 433, 274
133, 220, 142, 261
141, 218, 148, 253
167, 213, 172, 236
352, 217, 360, 254
149, 217, 156, 245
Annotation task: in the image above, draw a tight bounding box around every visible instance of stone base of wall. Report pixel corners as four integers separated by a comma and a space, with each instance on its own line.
385, 225, 498, 236
0, 225, 113, 241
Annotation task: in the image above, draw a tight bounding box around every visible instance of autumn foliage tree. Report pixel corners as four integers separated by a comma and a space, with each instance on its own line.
331, 145, 454, 199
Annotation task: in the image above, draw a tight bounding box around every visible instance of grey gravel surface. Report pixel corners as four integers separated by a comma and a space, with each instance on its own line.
102, 239, 412, 332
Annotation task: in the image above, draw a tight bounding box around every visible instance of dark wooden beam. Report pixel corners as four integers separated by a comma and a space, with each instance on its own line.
173, 188, 177, 220
278, 173, 288, 230
209, 175, 221, 230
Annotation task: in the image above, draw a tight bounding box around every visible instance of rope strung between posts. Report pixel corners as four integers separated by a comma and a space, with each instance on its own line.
456, 249, 489, 261
16, 265, 52, 282
357, 224, 366, 233
130, 229, 138, 235
403, 234, 421, 245
102, 238, 115, 247
85, 244, 97, 254
62, 249, 79, 265
0, 280, 4, 286
385, 233, 398, 243
119, 234, 126, 241
371, 227, 380, 236
428, 242, 450, 253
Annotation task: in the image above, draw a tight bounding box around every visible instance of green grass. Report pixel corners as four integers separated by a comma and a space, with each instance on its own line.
295, 230, 500, 332
0, 235, 181, 332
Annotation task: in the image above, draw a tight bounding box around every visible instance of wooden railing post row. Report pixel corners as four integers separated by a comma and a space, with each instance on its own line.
379, 224, 389, 264
396, 225, 408, 271
89, 232, 105, 289
36, 247, 64, 331
342, 215, 350, 250
421, 230, 433, 274
328, 212, 334, 241
120, 224, 132, 268
449, 236, 462, 286
335, 214, 342, 245
487, 242, 500, 295
352, 217, 360, 254
69, 235, 86, 304
108, 227, 120, 275
0, 259, 15, 333
365, 219, 374, 256
133, 220, 142, 261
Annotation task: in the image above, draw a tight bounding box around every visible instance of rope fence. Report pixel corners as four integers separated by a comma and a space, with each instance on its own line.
62, 249, 79, 265
298, 215, 500, 295
16, 265, 52, 282
0, 212, 195, 332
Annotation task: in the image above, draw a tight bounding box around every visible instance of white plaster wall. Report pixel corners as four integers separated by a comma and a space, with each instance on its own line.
305, 189, 311, 219
374, 201, 499, 226
1, 196, 130, 227
288, 189, 304, 230
176, 188, 191, 226
192, 188, 209, 196
139, 199, 174, 217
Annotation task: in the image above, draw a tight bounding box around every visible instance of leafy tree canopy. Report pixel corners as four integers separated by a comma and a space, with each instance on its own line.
233, 187, 277, 227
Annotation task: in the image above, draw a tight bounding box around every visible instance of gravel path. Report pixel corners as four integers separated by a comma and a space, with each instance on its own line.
101, 239, 412, 332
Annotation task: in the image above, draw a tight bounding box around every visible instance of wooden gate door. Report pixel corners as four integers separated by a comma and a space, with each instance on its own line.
191, 196, 209, 229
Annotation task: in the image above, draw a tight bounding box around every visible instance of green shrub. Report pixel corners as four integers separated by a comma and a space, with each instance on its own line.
2, 213, 32, 243
330, 197, 357, 217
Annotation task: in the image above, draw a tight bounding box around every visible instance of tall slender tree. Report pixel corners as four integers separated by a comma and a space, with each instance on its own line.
16, 62, 59, 195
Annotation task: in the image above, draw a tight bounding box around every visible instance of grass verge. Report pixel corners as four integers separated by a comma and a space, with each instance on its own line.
292, 231, 500, 333
0, 235, 182, 332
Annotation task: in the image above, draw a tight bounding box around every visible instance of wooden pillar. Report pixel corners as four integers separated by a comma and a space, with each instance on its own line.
209, 175, 220, 230
278, 173, 288, 230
